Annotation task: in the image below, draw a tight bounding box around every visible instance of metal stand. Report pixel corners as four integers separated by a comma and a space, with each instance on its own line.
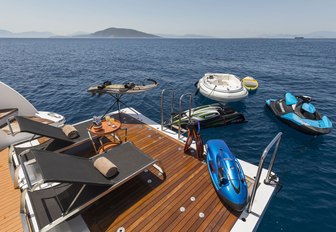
101, 93, 139, 122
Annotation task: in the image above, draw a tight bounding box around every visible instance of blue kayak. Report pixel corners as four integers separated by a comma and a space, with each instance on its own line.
206, 139, 248, 212
266, 92, 332, 135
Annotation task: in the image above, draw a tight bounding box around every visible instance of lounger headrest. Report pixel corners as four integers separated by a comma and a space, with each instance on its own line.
62, 124, 79, 139
93, 157, 118, 178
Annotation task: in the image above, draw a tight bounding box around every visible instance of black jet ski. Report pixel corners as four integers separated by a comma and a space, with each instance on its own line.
171, 103, 246, 129
266, 92, 332, 135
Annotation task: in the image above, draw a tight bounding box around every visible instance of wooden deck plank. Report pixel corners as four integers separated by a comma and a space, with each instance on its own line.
153, 170, 211, 231
127, 163, 206, 231
182, 190, 225, 232
105, 162, 202, 231
0, 203, 20, 215
0, 113, 240, 231
0, 148, 22, 232
83, 114, 239, 231
198, 201, 230, 231
166, 183, 218, 231
2, 215, 23, 231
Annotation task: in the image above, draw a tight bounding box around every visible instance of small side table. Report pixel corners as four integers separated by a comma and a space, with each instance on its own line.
88, 119, 121, 154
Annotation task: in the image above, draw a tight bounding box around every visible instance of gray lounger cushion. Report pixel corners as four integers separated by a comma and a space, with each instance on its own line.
15, 116, 88, 143
25, 142, 157, 230
26, 142, 155, 186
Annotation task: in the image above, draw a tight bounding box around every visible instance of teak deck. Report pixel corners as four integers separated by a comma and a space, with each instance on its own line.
0, 148, 22, 232
0, 113, 254, 231
83, 114, 246, 232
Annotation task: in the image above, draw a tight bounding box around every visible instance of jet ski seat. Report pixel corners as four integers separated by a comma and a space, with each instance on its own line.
301, 103, 319, 120
285, 93, 298, 106
285, 92, 298, 110
302, 103, 316, 114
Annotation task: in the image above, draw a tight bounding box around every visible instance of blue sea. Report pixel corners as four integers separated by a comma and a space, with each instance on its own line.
0, 38, 335, 231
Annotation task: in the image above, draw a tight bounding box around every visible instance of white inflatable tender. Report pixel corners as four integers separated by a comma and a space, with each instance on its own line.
197, 73, 248, 103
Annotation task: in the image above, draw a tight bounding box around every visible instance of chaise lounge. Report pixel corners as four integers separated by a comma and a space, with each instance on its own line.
9, 116, 96, 167
12, 116, 92, 148
19, 142, 165, 232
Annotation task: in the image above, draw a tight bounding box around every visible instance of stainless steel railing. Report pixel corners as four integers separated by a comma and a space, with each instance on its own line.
247, 132, 282, 213
178, 93, 192, 139
160, 90, 193, 140
160, 89, 175, 131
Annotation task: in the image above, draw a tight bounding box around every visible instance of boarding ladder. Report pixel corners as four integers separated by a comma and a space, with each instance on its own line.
248, 132, 282, 213
160, 89, 193, 140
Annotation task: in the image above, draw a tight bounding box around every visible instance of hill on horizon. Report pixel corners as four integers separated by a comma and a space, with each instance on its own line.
0, 27, 159, 38
1, 27, 336, 38
0, 29, 55, 38
82, 27, 160, 38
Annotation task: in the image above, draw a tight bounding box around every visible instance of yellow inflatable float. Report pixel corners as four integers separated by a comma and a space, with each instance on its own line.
242, 76, 259, 91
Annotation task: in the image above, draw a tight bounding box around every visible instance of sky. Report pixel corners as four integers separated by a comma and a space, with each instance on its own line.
1, 0, 336, 37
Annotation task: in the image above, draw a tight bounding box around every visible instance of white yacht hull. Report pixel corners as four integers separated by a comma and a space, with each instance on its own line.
0, 81, 65, 149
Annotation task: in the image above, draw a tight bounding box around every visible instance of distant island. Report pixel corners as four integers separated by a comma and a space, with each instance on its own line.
0, 27, 159, 38
81, 27, 159, 38
1, 27, 336, 39
0, 29, 56, 38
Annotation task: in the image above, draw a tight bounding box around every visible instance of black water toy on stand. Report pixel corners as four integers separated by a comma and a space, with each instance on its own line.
88, 79, 159, 121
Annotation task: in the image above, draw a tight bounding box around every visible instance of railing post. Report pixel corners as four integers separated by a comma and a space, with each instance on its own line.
247, 153, 265, 213
161, 90, 193, 139
170, 91, 175, 130
247, 132, 282, 213
264, 136, 282, 184
178, 93, 192, 140
161, 89, 176, 131
160, 89, 165, 131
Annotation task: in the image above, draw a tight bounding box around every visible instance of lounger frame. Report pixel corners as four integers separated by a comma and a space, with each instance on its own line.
19, 144, 165, 232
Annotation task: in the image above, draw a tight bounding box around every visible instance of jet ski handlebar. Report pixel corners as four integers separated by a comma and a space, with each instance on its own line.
296, 95, 313, 103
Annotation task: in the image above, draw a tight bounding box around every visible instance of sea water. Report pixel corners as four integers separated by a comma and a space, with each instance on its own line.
0, 38, 335, 231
